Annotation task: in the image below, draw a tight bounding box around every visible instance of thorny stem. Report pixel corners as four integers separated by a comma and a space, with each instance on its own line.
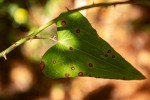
0, 18, 58, 59
0, 0, 139, 59
69, 0, 132, 12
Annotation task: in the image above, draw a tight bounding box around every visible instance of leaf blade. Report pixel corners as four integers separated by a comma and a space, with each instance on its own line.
42, 11, 145, 80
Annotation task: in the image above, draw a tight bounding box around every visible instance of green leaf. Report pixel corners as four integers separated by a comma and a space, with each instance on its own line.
41, 11, 145, 80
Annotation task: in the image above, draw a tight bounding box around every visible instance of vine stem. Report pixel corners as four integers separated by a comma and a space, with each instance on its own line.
0, 0, 134, 59
69, 0, 132, 12
0, 18, 58, 59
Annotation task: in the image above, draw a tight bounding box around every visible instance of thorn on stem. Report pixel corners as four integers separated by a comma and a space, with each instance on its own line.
3, 53, 7, 60
13, 42, 17, 47
92, 0, 95, 5
65, 7, 70, 11
34, 36, 38, 39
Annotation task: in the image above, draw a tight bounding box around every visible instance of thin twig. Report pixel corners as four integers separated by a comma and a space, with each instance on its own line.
69, 0, 132, 12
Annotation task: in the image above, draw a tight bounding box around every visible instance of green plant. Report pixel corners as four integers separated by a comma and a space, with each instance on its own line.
0, 1, 147, 80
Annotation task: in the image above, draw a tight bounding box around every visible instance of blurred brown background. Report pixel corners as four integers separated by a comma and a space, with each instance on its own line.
0, 0, 149, 100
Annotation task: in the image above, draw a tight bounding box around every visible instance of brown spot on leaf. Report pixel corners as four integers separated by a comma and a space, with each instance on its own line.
107, 50, 111, 53
76, 29, 80, 33
61, 21, 66, 26
88, 63, 93, 67
53, 60, 56, 64
65, 73, 70, 77
69, 47, 73, 51
71, 66, 75, 70
123, 76, 125, 80
112, 55, 115, 58
105, 54, 108, 57
40, 61, 45, 70
78, 72, 83, 76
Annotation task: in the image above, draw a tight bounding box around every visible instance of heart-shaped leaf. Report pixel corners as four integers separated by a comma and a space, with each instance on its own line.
41, 11, 145, 80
